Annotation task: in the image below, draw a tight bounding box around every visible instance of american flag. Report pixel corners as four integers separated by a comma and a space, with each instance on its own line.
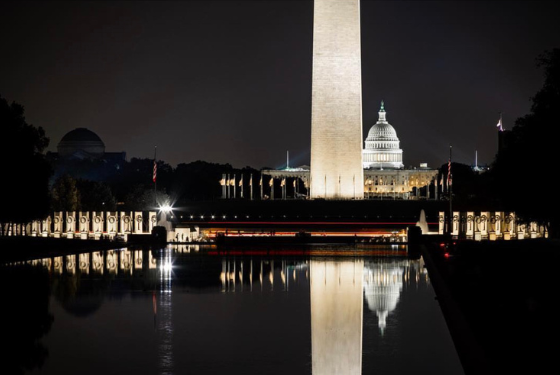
153, 160, 157, 183
447, 159, 452, 186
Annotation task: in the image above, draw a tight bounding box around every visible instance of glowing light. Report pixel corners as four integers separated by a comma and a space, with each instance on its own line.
159, 204, 173, 213
161, 262, 173, 272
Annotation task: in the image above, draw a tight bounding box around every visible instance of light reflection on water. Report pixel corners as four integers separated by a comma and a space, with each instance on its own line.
4, 244, 463, 375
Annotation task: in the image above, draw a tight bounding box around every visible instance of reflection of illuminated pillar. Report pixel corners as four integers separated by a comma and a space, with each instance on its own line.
270, 260, 274, 291
92, 251, 104, 274
157, 250, 174, 374
53, 256, 63, 274
260, 261, 263, 291
79, 253, 90, 274
65, 254, 76, 275
311, 259, 363, 375
221, 259, 226, 292
240, 261, 244, 292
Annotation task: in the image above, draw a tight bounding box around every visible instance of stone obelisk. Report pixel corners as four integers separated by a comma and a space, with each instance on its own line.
310, 0, 364, 199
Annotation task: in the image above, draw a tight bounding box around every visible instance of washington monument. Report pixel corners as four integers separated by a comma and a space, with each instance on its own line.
309, 0, 364, 199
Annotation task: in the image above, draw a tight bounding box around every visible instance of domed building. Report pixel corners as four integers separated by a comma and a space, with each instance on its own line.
47, 128, 127, 179
57, 128, 106, 159
363, 101, 404, 169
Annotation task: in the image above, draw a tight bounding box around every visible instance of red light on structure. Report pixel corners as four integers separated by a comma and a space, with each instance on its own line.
444, 252, 450, 258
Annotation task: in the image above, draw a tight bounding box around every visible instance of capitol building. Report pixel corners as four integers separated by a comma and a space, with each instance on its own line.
235, 101, 439, 201
363, 102, 404, 170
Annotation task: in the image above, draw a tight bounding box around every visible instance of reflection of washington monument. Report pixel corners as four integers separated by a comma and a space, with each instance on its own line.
310, 257, 417, 374
311, 259, 364, 374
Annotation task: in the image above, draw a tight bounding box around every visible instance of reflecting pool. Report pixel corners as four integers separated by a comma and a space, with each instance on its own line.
2, 244, 464, 375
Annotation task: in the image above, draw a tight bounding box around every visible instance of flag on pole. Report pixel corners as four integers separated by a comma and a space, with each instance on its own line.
293, 179, 296, 187
153, 160, 157, 183
447, 159, 452, 186
497, 113, 503, 131
239, 178, 243, 186
259, 175, 262, 186
220, 178, 226, 186
281, 178, 285, 187
269, 178, 273, 187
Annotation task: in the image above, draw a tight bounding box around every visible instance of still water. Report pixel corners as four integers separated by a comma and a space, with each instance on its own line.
3, 244, 464, 375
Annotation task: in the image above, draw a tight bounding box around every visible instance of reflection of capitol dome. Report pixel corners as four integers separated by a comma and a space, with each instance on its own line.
58, 128, 106, 159
363, 102, 404, 169
363, 259, 405, 334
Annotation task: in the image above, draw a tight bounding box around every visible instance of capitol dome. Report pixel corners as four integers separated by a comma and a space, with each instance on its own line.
367, 122, 398, 140
363, 102, 404, 169
57, 128, 105, 159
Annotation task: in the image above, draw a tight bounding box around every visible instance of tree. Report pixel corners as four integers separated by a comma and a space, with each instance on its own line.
0, 95, 52, 230
490, 49, 560, 236
123, 184, 170, 211
76, 179, 117, 211
51, 175, 80, 212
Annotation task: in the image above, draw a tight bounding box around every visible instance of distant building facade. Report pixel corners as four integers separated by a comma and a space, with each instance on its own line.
47, 128, 126, 167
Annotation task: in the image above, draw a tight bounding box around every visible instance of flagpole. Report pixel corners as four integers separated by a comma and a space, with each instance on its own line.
154, 146, 157, 207
448, 145, 453, 236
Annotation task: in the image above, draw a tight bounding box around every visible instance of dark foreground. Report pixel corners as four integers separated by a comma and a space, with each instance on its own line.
421, 237, 560, 375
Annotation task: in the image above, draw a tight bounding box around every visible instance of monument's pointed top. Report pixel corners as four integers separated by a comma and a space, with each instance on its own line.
380, 101, 385, 112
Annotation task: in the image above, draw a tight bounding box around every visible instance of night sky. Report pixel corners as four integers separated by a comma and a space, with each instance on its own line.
2, 1, 559, 170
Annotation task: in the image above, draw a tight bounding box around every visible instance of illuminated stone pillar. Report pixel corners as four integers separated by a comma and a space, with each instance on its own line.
494, 212, 504, 239
78, 211, 89, 239
465, 212, 474, 240
106, 211, 118, 238
53, 212, 63, 238
474, 215, 482, 241
311, 259, 363, 375
40, 216, 51, 237
148, 211, 157, 233
120, 211, 132, 234
517, 222, 526, 240
24, 223, 32, 237
31, 219, 40, 237
505, 212, 516, 240
479, 211, 489, 240
451, 211, 460, 238
310, 0, 364, 199
530, 221, 538, 238
134, 211, 143, 234
66, 211, 76, 239
92, 212, 104, 239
